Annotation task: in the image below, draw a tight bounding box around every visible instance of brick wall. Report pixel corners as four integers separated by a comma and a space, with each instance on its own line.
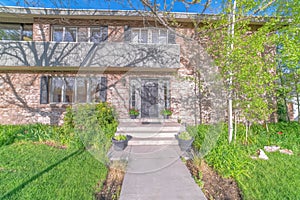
33, 23, 51, 41
0, 17, 221, 125
0, 73, 65, 124
0, 71, 206, 125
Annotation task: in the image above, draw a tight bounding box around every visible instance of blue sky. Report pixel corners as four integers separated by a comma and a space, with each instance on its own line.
0, 0, 222, 13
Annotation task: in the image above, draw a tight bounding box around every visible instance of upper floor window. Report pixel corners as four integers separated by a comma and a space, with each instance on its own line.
129, 28, 175, 44
0, 23, 33, 41
52, 26, 108, 43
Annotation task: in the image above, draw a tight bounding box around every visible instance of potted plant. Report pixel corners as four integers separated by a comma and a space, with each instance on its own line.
112, 134, 128, 151
176, 131, 194, 151
129, 108, 139, 119
161, 108, 172, 119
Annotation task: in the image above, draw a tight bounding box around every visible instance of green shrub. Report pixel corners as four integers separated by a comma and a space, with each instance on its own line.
192, 124, 253, 179
178, 131, 192, 140
63, 102, 118, 164
0, 123, 84, 148
113, 135, 127, 141
192, 122, 300, 181
0, 125, 23, 146
63, 103, 118, 140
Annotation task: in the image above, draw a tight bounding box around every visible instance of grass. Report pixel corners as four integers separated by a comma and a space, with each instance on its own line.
0, 122, 110, 200
192, 122, 300, 200
0, 104, 118, 199
240, 152, 300, 200
0, 142, 108, 200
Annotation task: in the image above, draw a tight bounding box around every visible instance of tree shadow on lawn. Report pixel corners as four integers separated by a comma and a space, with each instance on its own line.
1, 148, 84, 199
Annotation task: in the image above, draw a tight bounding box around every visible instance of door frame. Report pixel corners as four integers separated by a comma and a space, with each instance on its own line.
129, 77, 170, 119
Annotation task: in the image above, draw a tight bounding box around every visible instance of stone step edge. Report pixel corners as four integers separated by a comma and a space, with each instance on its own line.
128, 140, 179, 145
127, 137, 178, 145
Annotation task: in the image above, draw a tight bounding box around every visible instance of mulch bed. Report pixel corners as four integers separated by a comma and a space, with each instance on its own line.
95, 159, 241, 200
95, 162, 125, 200
186, 159, 242, 200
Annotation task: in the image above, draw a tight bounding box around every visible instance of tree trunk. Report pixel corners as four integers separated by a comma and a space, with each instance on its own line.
295, 79, 300, 123
234, 110, 237, 143
245, 122, 248, 143
227, 0, 236, 144
198, 71, 203, 124
284, 97, 291, 122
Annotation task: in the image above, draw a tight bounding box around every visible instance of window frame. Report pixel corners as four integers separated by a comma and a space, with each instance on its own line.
44, 76, 106, 104
0, 23, 33, 41
130, 28, 173, 44
52, 25, 108, 43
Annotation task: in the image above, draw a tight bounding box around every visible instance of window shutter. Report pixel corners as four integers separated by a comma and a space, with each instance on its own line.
101, 26, 108, 41
168, 30, 176, 44
124, 26, 131, 42
99, 77, 107, 102
40, 76, 49, 104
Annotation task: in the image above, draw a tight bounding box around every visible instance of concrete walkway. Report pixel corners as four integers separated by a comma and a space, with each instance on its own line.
119, 145, 207, 200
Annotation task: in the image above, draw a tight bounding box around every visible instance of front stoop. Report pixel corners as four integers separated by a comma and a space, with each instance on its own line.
115, 119, 185, 146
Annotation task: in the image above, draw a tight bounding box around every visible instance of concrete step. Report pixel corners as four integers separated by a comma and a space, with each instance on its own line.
118, 118, 178, 123
116, 132, 176, 138
128, 137, 178, 146
115, 121, 184, 146
117, 127, 180, 135
117, 122, 182, 132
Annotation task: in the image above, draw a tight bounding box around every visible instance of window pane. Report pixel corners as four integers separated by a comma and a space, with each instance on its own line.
77, 27, 88, 42
90, 27, 102, 43
152, 29, 159, 44
89, 77, 101, 102
40, 76, 49, 104
168, 30, 176, 44
51, 77, 63, 103
131, 29, 139, 43
64, 27, 77, 42
159, 30, 167, 44
23, 24, 33, 41
140, 29, 148, 43
64, 77, 74, 103
100, 26, 108, 42
131, 85, 136, 108
53, 26, 63, 42
76, 78, 87, 103
0, 23, 20, 40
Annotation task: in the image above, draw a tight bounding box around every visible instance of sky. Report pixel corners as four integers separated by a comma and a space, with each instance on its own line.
0, 0, 222, 13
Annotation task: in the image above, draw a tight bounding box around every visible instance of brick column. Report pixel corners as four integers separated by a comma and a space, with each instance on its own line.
33, 23, 51, 41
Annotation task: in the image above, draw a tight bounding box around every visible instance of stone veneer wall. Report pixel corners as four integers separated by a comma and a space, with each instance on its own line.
0, 72, 127, 125
0, 71, 205, 125
0, 73, 65, 124
0, 17, 221, 125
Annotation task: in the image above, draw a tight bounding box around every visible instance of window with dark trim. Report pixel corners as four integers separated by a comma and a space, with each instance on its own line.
40, 76, 107, 104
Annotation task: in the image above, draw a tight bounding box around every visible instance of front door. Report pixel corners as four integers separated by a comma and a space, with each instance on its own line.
141, 79, 159, 118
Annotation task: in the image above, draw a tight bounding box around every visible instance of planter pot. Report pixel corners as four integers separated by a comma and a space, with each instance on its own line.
163, 115, 170, 119
112, 138, 128, 151
177, 137, 194, 151
130, 115, 137, 119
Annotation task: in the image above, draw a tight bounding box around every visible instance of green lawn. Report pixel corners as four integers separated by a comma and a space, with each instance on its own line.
240, 152, 300, 200
0, 142, 108, 200
192, 122, 300, 200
